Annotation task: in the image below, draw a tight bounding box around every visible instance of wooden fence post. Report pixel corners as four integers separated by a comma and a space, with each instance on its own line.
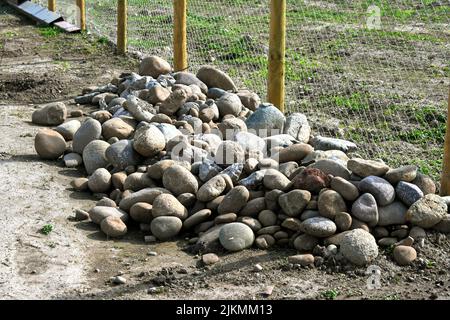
440, 88, 450, 195
173, 0, 188, 71
267, 0, 286, 112
48, 0, 56, 12
117, 0, 127, 55
76, 0, 86, 31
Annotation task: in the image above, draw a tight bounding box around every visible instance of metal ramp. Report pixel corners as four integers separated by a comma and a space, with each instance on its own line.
6, 0, 81, 33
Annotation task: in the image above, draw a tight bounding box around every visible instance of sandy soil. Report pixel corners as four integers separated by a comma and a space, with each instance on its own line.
0, 3, 449, 300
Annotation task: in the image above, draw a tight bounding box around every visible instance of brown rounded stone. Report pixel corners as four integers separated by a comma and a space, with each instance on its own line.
34, 129, 66, 160
393, 245, 417, 266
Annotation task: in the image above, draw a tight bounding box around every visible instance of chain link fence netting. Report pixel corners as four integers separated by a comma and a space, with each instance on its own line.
86, 0, 117, 42
283, 0, 449, 182
34, 0, 450, 181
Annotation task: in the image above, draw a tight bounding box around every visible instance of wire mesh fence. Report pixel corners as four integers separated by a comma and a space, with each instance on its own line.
32, 0, 450, 181
186, 1, 270, 98
86, 0, 117, 42
280, 0, 449, 181
126, 0, 173, 59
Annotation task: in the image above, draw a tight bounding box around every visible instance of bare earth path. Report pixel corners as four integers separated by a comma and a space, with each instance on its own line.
0, 3, 449, 300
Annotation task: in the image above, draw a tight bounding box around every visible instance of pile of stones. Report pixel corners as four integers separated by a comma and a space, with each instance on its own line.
33, 55, 450, 267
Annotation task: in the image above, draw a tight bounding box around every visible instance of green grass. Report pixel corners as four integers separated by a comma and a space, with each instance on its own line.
287, 7, 358, 24
413, 105, 447, 126
397, 125, 446, 145
333, 93, 370, 112
39, 26, 62, 38
426, 260, 436, 269
54, 61, 71, 72
97, 36, 109, 44
321, 289, 340, 300
384, 294, 400, 300
2, 31, 17, 38
365, 29, 444, 43
129, 38, 161, 49
41, 224, 53, 235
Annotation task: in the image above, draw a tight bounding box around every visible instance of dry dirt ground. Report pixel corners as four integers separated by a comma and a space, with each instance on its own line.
0, 3, 449, 300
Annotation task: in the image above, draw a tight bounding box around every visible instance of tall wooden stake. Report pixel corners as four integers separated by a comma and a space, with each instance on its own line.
267, 0, 286, 112
173, 0, 188, 71
48, 0, 56, 12
117, 0, 127, 55
76, 0, 86, 31
440, 87, 450, 195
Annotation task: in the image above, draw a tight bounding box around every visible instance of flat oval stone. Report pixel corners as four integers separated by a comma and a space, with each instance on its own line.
300, 217, 337, 237
119, 187, 171, 211
311, 136, 357, 153
219, 222, 255, 252
384, 165, 417, 184
276, 143, 313, 163
163, 165, 198, 196
347, 158, 389, 177
359, 176, 395, 206
396, 181, 424, 207
330, 176, 359, 201
152, 194, 188, 220
88, 206, 128, 225
100, 216, 127, 237
184, 209, 212, 230
151, 216, 182, 241
215, 213, 237, 224
197, 66, 238, 92
309, 159, 351, 180
288, 254, 315, 266
197, 175, 227, 202
393, 245, 417, 266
